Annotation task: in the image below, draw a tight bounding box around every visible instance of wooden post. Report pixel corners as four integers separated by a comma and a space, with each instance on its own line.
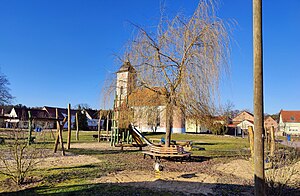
110, 126, 114, 146
54, 108, 65, 156
67, 103, 71, 149
116, 128, 119, 144
110, 111, 115, 146
248, 126, 254, 160
76, 112, 79, 141
242, 129, 244, 138
50, 126, 55, 140
98, 110, 102, 142
127, 130, 130, 144
270, 126, 275, 156
253, 0, 265, 195
54, 109, 60, 153
28, 111, 32, 145
106, 113, 109, 140
122, 131, 125, 143
59, 118, 66, 156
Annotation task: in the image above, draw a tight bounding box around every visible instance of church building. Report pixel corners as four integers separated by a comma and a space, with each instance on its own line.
114, 62, 185, 133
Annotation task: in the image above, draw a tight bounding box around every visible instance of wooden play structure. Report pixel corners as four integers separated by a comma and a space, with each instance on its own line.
110, 121, 148, 150
95, 110, 113, 142
109, 94, 148, 149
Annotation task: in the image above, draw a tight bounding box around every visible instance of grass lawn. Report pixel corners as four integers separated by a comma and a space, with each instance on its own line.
145, 133, 250, 157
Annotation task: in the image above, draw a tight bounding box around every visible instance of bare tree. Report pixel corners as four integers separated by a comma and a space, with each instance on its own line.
0, 71, 13, 105
0, 128, 44, 185
125, 0, 231, 146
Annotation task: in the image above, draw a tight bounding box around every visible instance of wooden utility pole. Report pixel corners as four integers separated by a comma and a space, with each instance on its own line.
253, 0, 265, 195
67, 103, 71, 149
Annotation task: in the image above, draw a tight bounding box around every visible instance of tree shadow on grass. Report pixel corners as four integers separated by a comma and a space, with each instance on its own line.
0, 181, 256, 196
193, 142, 217, 146
5, 180, 300, 196
68, 148, 140, 156
46, 164, 98, 171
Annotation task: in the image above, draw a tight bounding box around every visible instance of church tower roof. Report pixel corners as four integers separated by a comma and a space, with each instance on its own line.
117, 61, 135, 73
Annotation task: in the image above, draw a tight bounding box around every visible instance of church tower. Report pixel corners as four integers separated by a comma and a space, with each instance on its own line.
115, 61, 136, 109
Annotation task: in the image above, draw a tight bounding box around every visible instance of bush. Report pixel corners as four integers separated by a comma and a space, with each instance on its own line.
0, 129, 44, 185
265, 147, 300, 195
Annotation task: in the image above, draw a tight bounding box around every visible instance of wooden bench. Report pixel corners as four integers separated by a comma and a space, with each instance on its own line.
142, 145, 191, 161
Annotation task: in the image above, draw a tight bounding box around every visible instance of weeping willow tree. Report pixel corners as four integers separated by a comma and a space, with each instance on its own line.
124, 0, 231, 146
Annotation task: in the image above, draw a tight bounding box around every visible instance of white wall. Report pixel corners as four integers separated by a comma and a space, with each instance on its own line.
279, 122, 300, 135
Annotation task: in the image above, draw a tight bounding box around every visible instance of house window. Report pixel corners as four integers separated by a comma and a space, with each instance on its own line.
291, 116, 295, 121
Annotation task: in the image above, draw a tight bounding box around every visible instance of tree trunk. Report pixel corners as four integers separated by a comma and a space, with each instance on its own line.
165, 101, 173, 147
270, 126, 275, 157
253, 0, 265, 195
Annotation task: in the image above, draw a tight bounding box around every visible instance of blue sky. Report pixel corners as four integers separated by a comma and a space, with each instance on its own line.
0, 0, 299, 114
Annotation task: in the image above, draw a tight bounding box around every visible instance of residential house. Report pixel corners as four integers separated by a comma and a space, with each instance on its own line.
232, 111, 254, 123
185, 116, 228, 134
228, 111, 279, 136
5, 107, 49, 128
3, 105, 102, 130
84, 109, 100, 130
278, 110, 300, 136
228, 111, 254, 135
264, 116, 278, 134
42, 106, 77, 129
0, 106, 13, 128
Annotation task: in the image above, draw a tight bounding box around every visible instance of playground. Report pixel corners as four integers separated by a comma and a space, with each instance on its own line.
0, 128, 299, 195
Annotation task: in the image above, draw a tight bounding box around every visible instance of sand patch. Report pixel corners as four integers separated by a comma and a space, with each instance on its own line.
92, 170, 218, 195
214, 159, 253, 180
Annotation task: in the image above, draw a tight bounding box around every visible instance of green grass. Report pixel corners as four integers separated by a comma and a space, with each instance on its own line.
1, 128, 250, 157
145, 133, 250, 157
0, 128, 251, 194
1, 128, 250, 158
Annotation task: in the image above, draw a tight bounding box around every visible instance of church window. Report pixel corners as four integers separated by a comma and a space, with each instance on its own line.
120, 86, 124, 95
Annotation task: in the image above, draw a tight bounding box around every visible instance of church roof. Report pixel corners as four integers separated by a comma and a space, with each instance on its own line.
128, 87, 165, 107
117, 61, 135, 73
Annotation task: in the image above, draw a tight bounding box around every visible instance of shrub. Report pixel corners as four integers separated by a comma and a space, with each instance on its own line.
265, 147, 300, 195
0, 129, 44, 185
